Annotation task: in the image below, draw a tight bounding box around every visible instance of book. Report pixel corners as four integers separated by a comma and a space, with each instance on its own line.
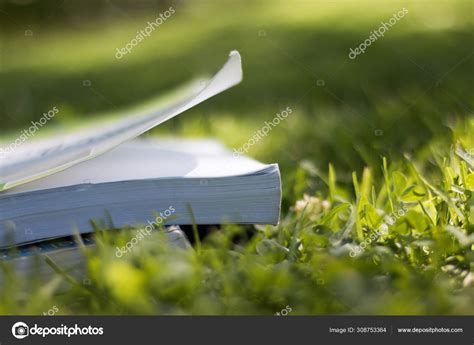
0, 138, 281, 247
0, 226, 191, 285
0, 51, 282, 249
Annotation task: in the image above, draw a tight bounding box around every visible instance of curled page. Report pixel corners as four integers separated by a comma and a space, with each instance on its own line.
0, 51, 242, 191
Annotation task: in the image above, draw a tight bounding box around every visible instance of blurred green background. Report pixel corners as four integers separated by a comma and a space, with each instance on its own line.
1, 0, 472, 172
0, 0, 473, 315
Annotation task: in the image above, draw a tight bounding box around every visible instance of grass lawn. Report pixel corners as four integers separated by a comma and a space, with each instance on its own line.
0, 0, 473, 314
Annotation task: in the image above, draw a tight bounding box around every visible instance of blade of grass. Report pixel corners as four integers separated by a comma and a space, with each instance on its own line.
382, 157, 395, 213
186, 203, 202, 253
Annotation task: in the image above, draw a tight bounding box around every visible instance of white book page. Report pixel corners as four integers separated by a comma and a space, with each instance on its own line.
2, 138, 273, 195
0, 51, 242, 192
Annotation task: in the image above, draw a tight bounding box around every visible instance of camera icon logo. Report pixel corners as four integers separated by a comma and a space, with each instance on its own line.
12, 321, 29, 339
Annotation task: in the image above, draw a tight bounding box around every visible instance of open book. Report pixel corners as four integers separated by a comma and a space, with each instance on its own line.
0, 51, 281, 248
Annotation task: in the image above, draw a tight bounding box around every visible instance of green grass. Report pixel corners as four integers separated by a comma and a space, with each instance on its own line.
0, 0, 473, 314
